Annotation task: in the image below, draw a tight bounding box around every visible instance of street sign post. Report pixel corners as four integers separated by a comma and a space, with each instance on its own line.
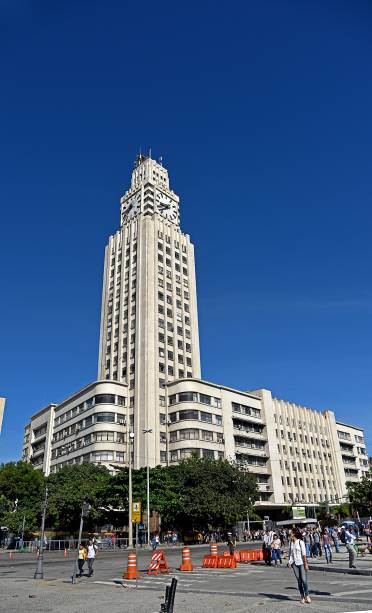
132, 501, 141, 523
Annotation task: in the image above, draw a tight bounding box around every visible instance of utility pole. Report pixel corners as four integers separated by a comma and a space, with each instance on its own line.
72, 502, 90, 584
143, 428, 152, 547
128, 431, 135, 548
34, 485, 48, 580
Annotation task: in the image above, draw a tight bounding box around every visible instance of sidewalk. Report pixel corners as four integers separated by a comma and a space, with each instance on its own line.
308, 550, 372, 576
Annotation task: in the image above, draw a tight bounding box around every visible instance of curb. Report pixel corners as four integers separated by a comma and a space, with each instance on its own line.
308, 564, 372, 576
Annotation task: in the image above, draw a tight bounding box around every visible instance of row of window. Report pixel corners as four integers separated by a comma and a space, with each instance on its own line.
277, 442, 333, 461
281, 475, 335, 490
279, 458, 334, 475
51, 431, 126, 458
234, 436, 266, 450
232, 402, 261, 419
276, 429, 329, 448
169, 448, 224, 462
54, 395, 126, 427
53, 412, 127, 442
235, 454, 267, 467
274, 413, 328, 433
168, 429, 224, 443
232, 419, 265, 434
169, 392, 222, 407
169, 410, 222, 425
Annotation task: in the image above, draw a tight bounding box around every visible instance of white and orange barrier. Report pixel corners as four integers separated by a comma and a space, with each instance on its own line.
179, 547, 193, 572
123, 552, 140, 580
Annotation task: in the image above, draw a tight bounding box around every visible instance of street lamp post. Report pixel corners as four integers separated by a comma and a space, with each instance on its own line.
34, 485, 48, 580
143, 428, 152, 547
128, 431, 135, 548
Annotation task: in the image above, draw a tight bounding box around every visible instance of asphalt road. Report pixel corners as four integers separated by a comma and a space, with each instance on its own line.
1, 545, 372, 612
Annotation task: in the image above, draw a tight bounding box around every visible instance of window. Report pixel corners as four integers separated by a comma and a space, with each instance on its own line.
201, 430, 213, 441
92, 451, 114, 461
200, 411, 212, 423
179, 410, 199, 421
95, 412, 115, 423
95, 394, 115, 405
202, 449, 214, 459
199, 394, 211, 405
179, 392, 197, 402
169, 394, 177, 405
180, 448, 198, 459
215, 415, 222, 426
231, 402, 261, 418
179, 428, 199, 440
95, 431, 115, 441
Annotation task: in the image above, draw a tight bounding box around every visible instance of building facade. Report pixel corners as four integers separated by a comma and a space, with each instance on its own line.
22, 154, 369, 510
97, 154, 200, 469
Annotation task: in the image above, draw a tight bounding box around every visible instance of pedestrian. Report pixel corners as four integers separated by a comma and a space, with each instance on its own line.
151, 534, 158, 550
341, 527, 357, 569
262, 529, 273, 565
312, 528, 321, 558
303, 529, 311, 558
321, 529, 332, 564
288, 528, 311, 604
331, 527, 340, 553
78, 543, 87, 577
227, 533, 235, 556
86, 539, 97, 577
271, 534, 282, 566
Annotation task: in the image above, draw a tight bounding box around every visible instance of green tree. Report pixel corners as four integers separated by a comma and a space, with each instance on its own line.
347, 474, 372, 515
47, 463, 111, 531
0, 462, 45, 533
171, 457, 258, 531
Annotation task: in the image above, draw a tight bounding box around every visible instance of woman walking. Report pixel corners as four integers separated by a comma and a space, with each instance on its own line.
78, 543, 87, 576
288, 528, 311, 604
321, 528, 333, 564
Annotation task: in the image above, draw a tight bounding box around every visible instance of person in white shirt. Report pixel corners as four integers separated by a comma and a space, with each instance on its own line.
87, 539, 97, 577
288, 528, 311, 604
262, 529, 274, 565
342, 527, 357, 569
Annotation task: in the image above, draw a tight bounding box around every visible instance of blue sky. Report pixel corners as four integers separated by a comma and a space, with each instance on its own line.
1, 0, 371, 461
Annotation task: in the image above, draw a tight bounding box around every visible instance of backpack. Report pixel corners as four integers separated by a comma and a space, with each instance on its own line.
340, 530, 346, 544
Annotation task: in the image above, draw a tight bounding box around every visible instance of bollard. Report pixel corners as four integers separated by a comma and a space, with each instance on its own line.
123, 552, 140, 580
160, 577, 177, 613
179, 547, 193, 571
210, 543, 218, 557
8, 551, 13, 561
64, 548, 68, 558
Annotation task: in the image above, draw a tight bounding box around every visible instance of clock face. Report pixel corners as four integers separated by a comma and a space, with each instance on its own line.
122, 192, 141, 223
156, 192, 178, 222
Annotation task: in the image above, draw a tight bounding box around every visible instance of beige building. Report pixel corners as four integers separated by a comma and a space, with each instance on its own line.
22, 154, 369, 510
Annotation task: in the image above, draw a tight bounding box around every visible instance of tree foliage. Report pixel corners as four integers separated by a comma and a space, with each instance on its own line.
0, 458, 258, 535
347, 474, 372, 515
0, 462, 45, 533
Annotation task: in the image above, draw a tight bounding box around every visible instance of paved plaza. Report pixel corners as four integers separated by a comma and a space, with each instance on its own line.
1, 545, 372, 613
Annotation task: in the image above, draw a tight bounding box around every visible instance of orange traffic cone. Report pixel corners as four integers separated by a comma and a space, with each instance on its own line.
64, 548, 68, 557
179, 547, 193, 571
210, 543, 218, 557
123, 552, 140, 580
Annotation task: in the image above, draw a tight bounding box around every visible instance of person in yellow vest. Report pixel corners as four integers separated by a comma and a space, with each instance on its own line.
78, 543, 87, 577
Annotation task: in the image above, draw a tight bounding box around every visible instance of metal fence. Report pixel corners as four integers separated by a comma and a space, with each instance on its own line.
9, 538, 129, 551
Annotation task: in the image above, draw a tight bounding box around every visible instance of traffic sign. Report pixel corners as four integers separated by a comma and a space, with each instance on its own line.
132, 501, 141, 523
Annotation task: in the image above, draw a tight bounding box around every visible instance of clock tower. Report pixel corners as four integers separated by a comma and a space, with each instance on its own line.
98, 154, 201, 468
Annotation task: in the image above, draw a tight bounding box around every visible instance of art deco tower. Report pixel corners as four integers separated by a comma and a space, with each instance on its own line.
98, 155, 201, 468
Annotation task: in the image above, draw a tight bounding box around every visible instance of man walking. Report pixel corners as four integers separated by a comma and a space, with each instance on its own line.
263, 529, 273, 565
87, 539, 97, 577
342, 527, 357, 569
